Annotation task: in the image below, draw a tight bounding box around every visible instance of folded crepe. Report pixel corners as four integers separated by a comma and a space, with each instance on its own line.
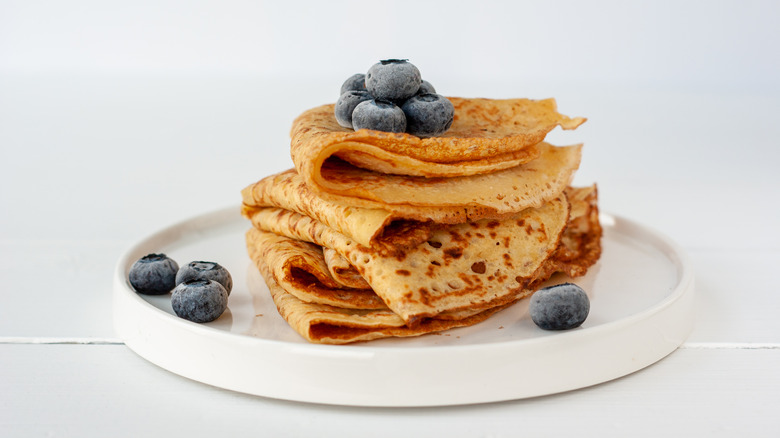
289, 97, 585, 218
245, 186, 601, 343
252, 231, 385, 310
242, 143, 583, 253
249, 243, 515, 344
319, 186, 601, 289
242, 96, 599, 344
246, 185, 594, 325
242, 169, 433, 253
323, 247, 371, 289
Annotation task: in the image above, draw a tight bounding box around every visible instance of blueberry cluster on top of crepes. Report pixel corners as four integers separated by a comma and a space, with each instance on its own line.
241, 97, 602, 344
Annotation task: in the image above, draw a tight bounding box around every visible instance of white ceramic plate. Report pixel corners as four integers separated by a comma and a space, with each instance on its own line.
113, 207, 695, 407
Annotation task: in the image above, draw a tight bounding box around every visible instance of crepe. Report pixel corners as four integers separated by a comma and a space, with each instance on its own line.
313, 142, 582, 216
290, 97, 585, 217
247, 191, 571, 325
244, 186, 601, 343
323, 247, 371, 290
317, 185, 601, 290
292, 97, 585, 174
248, 242, 515, 344
531, 185, 602, 282
241, 169, 433, 252
294, 141, 583, 219
252, 230, 386, 310
242, 95, 599, 344
242, 143, 582, 249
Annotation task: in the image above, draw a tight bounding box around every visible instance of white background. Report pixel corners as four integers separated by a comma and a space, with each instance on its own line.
2, 0, 779, 245
2, 0, 778, 89
1, 1, 780, 437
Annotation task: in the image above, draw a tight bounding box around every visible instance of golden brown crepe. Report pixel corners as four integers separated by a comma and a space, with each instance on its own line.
249, 243, 515, 344
323, 247, 371, 290
311, 143, 582, 216
530, 185, 602, 282
241, 169, 433, 252
242, 143, 582, 250
289, 97, 585, 217
252, 230, 386, 310
292, 97, 585, 173
242, 96, 599, 344
244, 186, 601, 343
246, 191, 571, 325
315, 185, 602, 292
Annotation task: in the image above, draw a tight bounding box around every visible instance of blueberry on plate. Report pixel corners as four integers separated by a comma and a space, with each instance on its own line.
171, 279, 228, 323
366, 59, 421, 103
352, 99, 407, 133
340, 73, 367, 94
529, 283, 590, 330
401, 93, 455, 138
128, 253, 179, 295
334, 90, 373, 129
176, 261, 233, 295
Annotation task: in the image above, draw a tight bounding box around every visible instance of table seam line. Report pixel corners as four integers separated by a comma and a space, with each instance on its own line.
1, 338, 780, 349
0, 337, 124, 345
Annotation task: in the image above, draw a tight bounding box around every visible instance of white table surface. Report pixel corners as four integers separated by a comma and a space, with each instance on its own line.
1, 71, 779, 437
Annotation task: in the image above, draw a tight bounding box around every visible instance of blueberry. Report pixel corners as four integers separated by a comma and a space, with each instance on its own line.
334, 90, 373, 129
417, 79, 436, 95
176, 261, 233, 295
128, 253, 179, 295
340, 73, 367, 94
171, 279, 228, 323
529, 283, 590, 330
366, 59, 421, 103
351, 99, 407, 133
401, 93, 455, 138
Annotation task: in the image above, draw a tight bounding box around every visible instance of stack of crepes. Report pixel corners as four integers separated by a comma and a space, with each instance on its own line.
241, 97, 602, 344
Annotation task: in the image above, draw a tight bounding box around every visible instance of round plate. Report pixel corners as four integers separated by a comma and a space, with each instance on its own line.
113, 207, 695, 407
